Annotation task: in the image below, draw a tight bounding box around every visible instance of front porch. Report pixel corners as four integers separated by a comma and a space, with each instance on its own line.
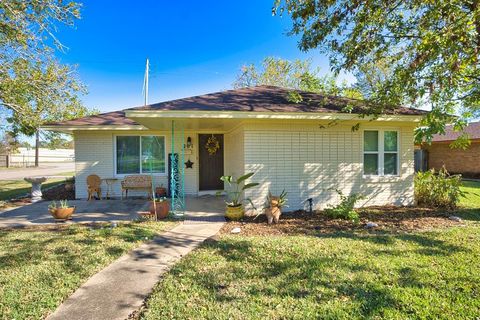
0, 196, 225, 228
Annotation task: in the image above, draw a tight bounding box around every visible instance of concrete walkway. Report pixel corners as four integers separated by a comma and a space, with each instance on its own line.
47, 196, 225, 320
0, 200, 149, 228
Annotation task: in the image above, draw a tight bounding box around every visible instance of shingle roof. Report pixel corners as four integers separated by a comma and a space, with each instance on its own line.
128, 85, 427, 115
46, 85, 427, 127
432, 121, 480, 142
46, 111, 140, 127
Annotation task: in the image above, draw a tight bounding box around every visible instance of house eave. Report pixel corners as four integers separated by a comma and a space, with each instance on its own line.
41, 124, 147, 133
124, 110, 424, 122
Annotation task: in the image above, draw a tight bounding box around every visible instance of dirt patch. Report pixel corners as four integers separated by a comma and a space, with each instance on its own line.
220, 206, 464, 236
0, 198, 32, 211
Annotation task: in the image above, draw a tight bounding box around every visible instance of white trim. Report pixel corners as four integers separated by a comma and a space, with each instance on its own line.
42, 125, 147, 132
362, 129, 400, 177
113, 134, 167, 177
125, 110, 424, 122
42, 112, 423, 132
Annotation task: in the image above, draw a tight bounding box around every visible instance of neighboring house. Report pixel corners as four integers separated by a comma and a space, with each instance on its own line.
43, 85, 426, 210
422, 121, 480, 178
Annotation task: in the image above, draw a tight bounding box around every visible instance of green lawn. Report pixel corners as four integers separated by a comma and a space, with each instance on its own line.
0, 221, 177, 319
460, 180, 480, 208
0, 176, 73, 201
140, 181, 480, 320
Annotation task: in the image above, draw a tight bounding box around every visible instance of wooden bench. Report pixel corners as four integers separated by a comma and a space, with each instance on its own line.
121, 175, 152, 199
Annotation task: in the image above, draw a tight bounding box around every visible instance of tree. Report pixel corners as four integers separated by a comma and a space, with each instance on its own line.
233, 56, 350, 97
41, 132, 74, 149
274, 0, 480, 141
0, 132, 18, 154
0, 1, 92, 166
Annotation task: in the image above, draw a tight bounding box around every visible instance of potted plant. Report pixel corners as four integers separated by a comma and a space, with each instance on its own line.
48, 200, 75, 220
155, 184, 167, 197
264, 190, 288, 224
216, 172, 259, 220
149, 197, 170, 219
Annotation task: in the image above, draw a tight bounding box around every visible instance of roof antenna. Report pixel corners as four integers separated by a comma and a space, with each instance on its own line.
142, 58, 149, 105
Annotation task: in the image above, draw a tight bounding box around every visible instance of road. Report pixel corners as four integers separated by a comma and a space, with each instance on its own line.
0, 162, 75, 180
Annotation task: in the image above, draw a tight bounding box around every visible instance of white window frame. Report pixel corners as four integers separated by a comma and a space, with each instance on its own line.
114, 134, 167, 177
363, 129, 400, 177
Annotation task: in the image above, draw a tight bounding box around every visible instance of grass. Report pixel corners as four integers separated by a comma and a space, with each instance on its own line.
55, 171, 75, 177
0, 176, 73, 201
0, 221, 177, 319
140, 181, 480, 320
141, 229, 480, 319
459, 180, 480, 208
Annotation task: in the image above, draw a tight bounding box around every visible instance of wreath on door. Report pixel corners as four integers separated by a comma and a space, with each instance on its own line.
205, 135, 220, 155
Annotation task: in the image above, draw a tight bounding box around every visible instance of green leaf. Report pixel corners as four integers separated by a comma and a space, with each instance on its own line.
220, 176, 232, 184
242, 183, 259, 191
236, 172, 254, 184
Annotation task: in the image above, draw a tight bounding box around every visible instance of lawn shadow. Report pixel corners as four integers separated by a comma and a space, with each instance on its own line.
190, 238, 401, 317
315, 231, 469, 256
0, 223, 162, 273
179, 228, 475, 318
452, 208, 480, 222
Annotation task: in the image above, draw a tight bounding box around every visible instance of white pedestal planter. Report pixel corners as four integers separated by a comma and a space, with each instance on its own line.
24, 177, 47, 202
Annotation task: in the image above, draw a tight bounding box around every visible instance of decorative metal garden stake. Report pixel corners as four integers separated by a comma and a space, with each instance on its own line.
170, 120, 186, 217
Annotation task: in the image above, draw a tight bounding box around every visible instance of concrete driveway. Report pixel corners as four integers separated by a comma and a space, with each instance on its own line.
0, 162, 75, 180
0, 199, 149, 228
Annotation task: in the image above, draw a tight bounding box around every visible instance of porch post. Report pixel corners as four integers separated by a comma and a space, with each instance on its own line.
180, 125, 185, 211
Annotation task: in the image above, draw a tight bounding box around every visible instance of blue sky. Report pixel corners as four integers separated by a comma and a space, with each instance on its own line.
55, 0, 347, 112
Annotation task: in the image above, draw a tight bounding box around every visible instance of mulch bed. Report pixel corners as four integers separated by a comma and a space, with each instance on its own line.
42, 182, 75, 201
220, 206, 464, 236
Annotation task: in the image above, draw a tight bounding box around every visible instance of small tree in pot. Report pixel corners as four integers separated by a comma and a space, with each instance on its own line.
48, 200, 75, 220
264, 190, 288, 224
216, 172, 259, 220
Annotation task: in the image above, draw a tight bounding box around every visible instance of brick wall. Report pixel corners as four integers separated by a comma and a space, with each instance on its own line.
425, 141, 480, 175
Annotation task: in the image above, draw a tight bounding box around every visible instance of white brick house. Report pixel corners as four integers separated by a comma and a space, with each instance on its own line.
43, 86, 426, 211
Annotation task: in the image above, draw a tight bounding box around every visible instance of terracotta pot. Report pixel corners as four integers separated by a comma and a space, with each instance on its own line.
155, 187, 167, 197
225, 205, 244, 221
50, 207, 75, 220
149, 201, 170, 219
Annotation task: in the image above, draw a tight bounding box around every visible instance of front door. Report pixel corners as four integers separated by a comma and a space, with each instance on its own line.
199, 134, 224, 191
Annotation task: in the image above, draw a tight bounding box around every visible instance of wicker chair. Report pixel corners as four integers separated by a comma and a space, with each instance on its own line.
87, 174, 102, 200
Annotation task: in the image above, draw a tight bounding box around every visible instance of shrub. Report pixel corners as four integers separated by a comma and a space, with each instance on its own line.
323, 189, 365, 223
414, 167, 464, 209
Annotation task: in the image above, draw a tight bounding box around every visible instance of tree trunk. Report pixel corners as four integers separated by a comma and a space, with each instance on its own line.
35, 130, 39, 167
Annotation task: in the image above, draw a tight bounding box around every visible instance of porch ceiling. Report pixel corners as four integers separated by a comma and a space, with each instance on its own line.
128, 117, 241, 131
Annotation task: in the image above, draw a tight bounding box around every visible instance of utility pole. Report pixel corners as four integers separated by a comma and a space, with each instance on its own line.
143, 58, 149, 106
35, 130, 39, 167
